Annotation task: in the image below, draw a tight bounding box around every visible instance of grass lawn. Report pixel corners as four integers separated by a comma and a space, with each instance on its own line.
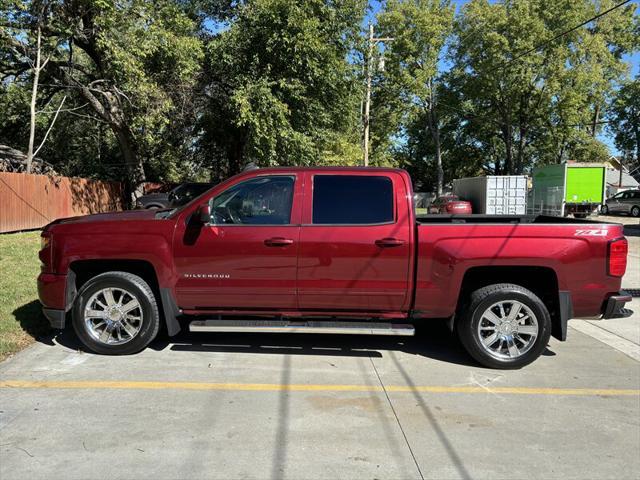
0, 231, 51, 361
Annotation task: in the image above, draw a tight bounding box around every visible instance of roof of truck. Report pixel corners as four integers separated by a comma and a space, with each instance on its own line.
238, 166, 407, 173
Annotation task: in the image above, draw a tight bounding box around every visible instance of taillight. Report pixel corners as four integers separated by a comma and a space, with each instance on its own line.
39, 231, 53, 272
608, 238, 628, 277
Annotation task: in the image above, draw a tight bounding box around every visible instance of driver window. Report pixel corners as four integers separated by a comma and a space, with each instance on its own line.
209, 176, 295, 225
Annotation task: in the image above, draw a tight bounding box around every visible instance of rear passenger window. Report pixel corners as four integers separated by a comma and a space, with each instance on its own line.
312, 175, 394, 224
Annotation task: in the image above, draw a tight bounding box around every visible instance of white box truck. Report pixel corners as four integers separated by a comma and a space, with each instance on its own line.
453, 176, 528, 215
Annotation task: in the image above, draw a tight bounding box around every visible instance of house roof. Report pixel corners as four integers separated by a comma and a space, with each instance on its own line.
606, 167, 639, 188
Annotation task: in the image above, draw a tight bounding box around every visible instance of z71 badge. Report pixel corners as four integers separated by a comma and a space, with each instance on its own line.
574, 229, 607, 236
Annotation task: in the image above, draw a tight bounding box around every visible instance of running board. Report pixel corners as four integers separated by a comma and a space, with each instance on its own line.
188, 319, 415, 336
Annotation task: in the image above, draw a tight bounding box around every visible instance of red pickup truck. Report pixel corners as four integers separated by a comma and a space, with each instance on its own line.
38, 167, 631, 368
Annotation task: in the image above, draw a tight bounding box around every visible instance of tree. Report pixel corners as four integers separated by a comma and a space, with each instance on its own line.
609, 77, 640, 164
376, 0, 455, 194
447, 0, 636, 174
199, 0, 365, 176
1, 0, 204, 199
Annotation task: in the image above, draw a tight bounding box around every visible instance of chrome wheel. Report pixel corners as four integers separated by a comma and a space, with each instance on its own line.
84, 287, 143, 345
477, 300, 538, 360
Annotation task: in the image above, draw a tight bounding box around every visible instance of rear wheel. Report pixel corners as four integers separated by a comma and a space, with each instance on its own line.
631, 206, 640, 217
72, 271, 160, 355
456, 283, 551, 369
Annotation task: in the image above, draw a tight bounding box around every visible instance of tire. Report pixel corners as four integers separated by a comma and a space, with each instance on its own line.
72, 271, 160, 355
456, 283, 552, 369
573, 213, 588, 219
631, 206, 640, 218
601, 204, 609, 215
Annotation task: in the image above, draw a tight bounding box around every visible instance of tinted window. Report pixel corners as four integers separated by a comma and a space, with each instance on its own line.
210, 176, 294, 225
632, 192, 640, 199
312, 175, 394, 224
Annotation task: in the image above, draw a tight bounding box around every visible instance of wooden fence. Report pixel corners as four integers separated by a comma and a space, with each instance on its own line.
0, 172, 124, 233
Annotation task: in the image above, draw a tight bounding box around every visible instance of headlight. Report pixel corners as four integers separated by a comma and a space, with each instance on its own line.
41, 236, 50, 250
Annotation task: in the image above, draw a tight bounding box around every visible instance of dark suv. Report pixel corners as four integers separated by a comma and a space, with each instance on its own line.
135, 183, 214, 209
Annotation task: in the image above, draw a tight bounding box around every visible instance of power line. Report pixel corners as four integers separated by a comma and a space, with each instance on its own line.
500, 0, 634, 69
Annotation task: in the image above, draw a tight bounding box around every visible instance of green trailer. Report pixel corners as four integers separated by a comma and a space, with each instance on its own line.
530, 163, 606, 218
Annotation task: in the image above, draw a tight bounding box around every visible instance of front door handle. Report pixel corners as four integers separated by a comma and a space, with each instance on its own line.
375, 237, 405, 248
264, 237, 294, 247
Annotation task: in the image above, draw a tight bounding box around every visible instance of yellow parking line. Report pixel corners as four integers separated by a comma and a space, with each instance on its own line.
0, 380, 638, 397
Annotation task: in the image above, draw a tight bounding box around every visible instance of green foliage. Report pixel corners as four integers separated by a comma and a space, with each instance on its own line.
375, 0, 454, 191
608, 77, 640, 161
200, 0, 365, 173
446, 0, 636, 174
1, 0, 205, 184
0, 0, 638, 190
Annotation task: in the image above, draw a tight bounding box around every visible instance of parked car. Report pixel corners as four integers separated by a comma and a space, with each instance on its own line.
602, 189, 640, 217
38, 167, 630, 369
135, 183, 214, 209
429, 194, 473, 214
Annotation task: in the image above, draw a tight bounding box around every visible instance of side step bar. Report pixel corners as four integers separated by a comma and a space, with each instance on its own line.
189, 319, 415, 336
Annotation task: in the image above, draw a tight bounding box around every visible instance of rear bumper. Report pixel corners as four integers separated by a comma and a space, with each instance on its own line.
602, 291, 633, 319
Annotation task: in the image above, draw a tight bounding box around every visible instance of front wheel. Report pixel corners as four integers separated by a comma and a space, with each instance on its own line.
631, 206, 640, 217
601, 204, 609, 215
72, 271, 160, 355
456, 283, 551, 369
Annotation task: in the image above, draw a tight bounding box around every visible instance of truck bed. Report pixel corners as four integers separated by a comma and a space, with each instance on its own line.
413, 214, 624, 320
416, 214, 612, 224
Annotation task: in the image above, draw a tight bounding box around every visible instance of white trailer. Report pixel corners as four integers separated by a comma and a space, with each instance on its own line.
453, 176, 528, 215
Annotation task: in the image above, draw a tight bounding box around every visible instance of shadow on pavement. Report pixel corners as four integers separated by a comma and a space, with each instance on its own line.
40, 319, 485, 367
12, 300, 52, 342
624, 223, 640, 237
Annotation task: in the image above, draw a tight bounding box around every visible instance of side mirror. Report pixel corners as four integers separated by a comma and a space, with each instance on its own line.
196, 204, 211, 224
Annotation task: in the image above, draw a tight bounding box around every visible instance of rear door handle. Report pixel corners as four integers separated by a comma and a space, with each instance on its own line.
264, 237, 294, 247
375, 237, 405, 248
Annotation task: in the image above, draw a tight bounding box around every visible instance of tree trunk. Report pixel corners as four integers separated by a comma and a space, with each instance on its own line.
591, 104, 600, 137
433, 124, 443, 196
26, 25, 43, 174
633, 117, 639, 164
502, 133, 513, 175
113, 126, 145, 207
426, 81, 444, 195
515, 128, 527, 174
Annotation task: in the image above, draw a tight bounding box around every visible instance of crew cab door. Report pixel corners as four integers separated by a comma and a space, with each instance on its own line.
297, 172, 412, 312
173, 174, 302, 310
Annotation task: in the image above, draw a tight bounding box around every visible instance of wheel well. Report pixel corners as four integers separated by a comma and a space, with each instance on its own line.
69, 259, 160, 298
69, 259, 176, 335
458, 266, 561, 336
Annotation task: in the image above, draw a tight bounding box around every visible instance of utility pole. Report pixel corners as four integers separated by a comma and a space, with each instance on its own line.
362, 24, 393, 167
619, 154, 624, 188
